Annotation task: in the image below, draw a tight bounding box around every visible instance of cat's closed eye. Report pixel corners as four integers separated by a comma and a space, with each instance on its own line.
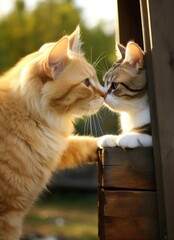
111, 82, 119, 90
108, 82, 119, 93
83, 78, 90, 87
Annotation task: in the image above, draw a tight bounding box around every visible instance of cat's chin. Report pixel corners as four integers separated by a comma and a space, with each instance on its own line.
74, 98, 104, 116
74, 108, 100, 117
104, 94, 115, 109
104, 101, 116, 113
74, 104, 103, 117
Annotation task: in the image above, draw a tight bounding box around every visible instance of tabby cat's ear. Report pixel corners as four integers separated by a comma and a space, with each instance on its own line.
68, 25, 82, 52
45, 36, 69, 77
116, 43, 126, 60
124, 41, 144, 68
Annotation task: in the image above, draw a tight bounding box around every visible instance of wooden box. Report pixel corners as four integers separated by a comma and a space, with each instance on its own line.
98, 147, 159, 240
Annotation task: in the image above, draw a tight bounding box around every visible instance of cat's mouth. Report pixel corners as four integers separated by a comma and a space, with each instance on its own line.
78, 97, 104, 116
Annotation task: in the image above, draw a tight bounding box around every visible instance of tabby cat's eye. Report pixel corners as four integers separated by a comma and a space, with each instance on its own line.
108, 82, 119, 93
111, 82, 119, 90
83, 78, 90, 87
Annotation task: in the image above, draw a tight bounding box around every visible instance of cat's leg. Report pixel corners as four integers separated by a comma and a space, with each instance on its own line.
98, 133, 152, 148
0, 212, 23, 240
58, 136, 98, 169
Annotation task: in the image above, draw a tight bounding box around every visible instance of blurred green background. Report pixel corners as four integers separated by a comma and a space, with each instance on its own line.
0, 0, 118, 239
0, 0, 119, 136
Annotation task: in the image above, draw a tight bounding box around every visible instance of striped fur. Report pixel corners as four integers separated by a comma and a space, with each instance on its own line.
0, 27, 105, 240
98, 41, 152, 148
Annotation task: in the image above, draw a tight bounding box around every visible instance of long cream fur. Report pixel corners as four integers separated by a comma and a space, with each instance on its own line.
0, 27, 105, 240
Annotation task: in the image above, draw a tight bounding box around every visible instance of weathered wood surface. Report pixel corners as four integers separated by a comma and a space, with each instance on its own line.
116, 0, 143, 48
98, 148, 159, 240
99, 189, 159, 240
140, 0, 174, 238
98, 147, 156, 190
98, 0, 174, 238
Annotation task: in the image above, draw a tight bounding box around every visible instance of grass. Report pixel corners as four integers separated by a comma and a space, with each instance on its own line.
22, 191, 98, 240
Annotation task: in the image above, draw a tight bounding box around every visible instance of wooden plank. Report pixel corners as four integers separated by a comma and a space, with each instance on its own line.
98, 148, 155, 190
102, 147, 153, 166
104, 216, 158, 240
98, 188, 105, 240
140, 0, 174, 238
116, 0, 143, 48
102, 164, 155, 190
104, 191, 158, 218
100, 190, 159, 240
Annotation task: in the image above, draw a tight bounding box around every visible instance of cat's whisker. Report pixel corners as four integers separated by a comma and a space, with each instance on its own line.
97, 108, 105, 124
96, 59, 108, 75
103, 107, 117, 120
104, 57, 109, 70
93, 53, 106, 69
90, 48, 93, 65
91, 114, 97, 136
105, 100, 140, 112
84, 116, 89, 135
89, 115, 93, 136
87, 105, 104, 136
95, 65, 106, 76
63, 104, 71, 114
94, 112, 104, 136
89, 99, 101, 106
93, 52, 104, 66
83, 107, 92, 135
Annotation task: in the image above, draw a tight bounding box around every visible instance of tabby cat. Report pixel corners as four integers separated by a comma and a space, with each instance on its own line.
98, 41, 152, 148
0, 26, 105, 240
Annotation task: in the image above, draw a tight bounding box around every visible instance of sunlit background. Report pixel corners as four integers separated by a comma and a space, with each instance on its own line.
0, 1, 117, 239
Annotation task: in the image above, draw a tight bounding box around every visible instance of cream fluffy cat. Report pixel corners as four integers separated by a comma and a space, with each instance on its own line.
0, 27, 105, 240
98, 41, 152, 148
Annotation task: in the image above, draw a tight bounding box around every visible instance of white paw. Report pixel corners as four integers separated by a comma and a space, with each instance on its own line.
98, 135, 118, 148
117, 133, 152, 148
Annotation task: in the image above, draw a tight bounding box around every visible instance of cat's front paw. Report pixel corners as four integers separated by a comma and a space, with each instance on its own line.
98, 135, 118, 148
117, 133, 152, 148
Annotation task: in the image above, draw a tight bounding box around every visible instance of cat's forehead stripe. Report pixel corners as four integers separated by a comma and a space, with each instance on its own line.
112, 61, 122, 69
104, 61, 122, 82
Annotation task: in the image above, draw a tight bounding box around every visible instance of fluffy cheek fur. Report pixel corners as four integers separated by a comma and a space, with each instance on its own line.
42, 81, 104, 116
105, 93, 146, 113
104, 94, 132, 113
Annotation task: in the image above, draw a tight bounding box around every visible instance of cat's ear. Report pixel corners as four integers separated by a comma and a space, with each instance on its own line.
124, 41, 144, 68
44, 27, 82, 77
116, 43, 126, 60
68, 25, 82, 53
45, 36, 69, 77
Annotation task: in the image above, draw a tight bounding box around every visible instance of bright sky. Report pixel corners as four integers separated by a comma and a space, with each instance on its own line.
0, 0, 116, 30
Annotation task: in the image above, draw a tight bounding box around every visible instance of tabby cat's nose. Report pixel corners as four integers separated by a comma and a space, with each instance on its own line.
102, 92, 107, 99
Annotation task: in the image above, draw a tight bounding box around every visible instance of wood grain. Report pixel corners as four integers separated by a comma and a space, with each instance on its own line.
99, 189, 159, 240
98, 148, 159, 240
116, 0, 143, 48
104, 216, 158, 240
98, 147, 156, 190
140, 0, 174, 238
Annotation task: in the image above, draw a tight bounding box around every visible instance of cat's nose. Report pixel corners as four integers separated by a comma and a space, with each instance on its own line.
102, 92, 107, 99
97, 87, 107, 99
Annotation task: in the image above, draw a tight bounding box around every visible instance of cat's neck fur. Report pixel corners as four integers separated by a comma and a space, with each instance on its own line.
120, 95, 150, 133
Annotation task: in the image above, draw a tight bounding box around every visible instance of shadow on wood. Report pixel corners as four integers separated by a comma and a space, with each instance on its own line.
98, 147, 159, 240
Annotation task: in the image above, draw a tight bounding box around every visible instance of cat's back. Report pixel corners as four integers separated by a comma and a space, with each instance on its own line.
0, 59, 69, 197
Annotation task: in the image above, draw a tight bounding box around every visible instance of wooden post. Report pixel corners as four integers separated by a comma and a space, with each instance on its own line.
140, 0, 174, 239
98, 0, 174, 239
116, 0, 143, 48
98, 148, 159, 240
